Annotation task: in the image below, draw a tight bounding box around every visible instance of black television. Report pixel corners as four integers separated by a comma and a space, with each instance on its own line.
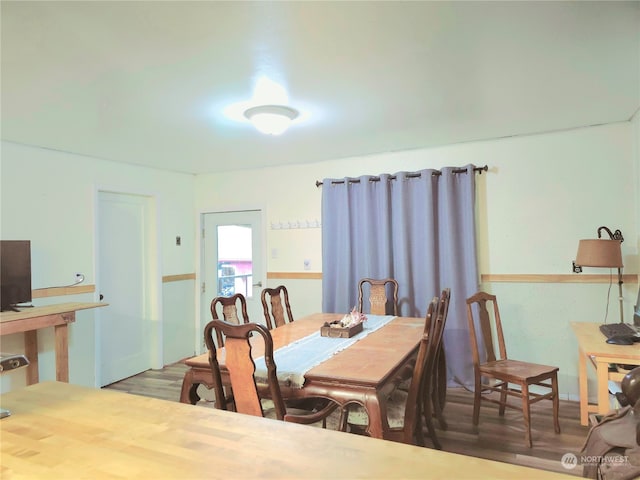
0, 240, 32, 312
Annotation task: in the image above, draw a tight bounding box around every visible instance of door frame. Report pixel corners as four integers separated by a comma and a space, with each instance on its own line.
93, 186, 163, 387
195, 205, 266, 354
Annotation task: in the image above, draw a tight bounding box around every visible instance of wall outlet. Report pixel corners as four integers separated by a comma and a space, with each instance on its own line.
303, 259, 311, 270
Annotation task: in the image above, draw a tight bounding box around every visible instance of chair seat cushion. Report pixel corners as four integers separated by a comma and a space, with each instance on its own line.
346, 389, 408, 428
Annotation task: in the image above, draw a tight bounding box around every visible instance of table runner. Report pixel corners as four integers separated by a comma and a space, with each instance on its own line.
254, 315, 396, 388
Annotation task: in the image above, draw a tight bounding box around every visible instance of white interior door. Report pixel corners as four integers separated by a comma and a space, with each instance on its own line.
97, 191, 155, 386
201, 210, 264, 349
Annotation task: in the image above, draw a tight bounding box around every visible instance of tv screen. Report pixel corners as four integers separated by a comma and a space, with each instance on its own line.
0, 240, 32, 311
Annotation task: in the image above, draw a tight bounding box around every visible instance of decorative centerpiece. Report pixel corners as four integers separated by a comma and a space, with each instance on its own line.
321, 308, 366, 338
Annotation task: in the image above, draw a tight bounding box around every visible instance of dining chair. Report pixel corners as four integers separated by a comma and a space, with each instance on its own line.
180, 294, 249, 405
260, 284, 332, 411
431, 288, 450, 430
404, 288, 450, 432
204, 318, 340, 427
210, 293, 249, 348
418, 295, 448, 449
346, 296, 445, 448
261, 285, 294, 329
465, 291, 561, 447
357, 277, 399, 315
395, 288, 450, 419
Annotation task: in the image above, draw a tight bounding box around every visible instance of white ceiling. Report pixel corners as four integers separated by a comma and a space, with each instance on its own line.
1, 1, 638, 175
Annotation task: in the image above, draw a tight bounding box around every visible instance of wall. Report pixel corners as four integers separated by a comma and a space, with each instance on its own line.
1, 120, 636, 400
195, 121, 638, 401
634, 109, 640, 320
0, 142, 196, 392
635, 109, 640, 266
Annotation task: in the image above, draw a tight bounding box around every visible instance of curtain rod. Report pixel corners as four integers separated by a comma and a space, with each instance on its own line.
315, 165, 488, 187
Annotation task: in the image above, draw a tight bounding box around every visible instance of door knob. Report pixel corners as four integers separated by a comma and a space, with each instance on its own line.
252, 281, 262, 288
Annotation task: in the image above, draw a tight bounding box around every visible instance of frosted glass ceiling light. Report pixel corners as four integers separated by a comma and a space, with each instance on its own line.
244, 105, 299, 135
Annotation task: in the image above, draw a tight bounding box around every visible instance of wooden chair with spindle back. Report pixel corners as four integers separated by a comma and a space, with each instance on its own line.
261, 285, 294, 330
204, 319, 339, 427
465, 291, 561, 447
357, 278, 399, 315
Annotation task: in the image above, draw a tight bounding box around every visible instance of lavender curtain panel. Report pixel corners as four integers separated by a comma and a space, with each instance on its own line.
321, 165, 479, 386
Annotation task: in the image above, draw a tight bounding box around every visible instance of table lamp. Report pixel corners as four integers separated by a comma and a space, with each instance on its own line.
0, 353, 30, 418
573, 226, 625, 323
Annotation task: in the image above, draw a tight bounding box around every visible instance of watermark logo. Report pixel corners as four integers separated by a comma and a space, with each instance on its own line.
581, 455, 629, 466
561, 452, 630, 470
561, 453, 578, 470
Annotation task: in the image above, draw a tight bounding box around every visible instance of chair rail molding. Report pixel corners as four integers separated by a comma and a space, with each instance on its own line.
481, 274, 638, 284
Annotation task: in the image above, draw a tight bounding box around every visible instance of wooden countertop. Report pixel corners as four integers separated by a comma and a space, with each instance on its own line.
0, 382, 576, 479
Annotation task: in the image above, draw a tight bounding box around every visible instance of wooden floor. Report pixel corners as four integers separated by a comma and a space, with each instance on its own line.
104, 361, 590, 477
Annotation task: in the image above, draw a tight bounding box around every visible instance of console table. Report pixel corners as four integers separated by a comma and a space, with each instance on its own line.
0, 302, 107, 384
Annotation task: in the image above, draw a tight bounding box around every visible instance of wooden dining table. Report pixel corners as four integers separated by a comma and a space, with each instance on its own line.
181, 312, 425, 439
0, 381, 576, 479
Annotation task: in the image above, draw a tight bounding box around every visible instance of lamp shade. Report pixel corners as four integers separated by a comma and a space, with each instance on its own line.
575, 239, 623, 268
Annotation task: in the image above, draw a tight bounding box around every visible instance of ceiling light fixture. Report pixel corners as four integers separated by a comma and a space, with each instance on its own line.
244, 104, 299, 136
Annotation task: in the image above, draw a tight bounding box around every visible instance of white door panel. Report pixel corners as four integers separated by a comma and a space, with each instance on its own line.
97, 191, 154, 386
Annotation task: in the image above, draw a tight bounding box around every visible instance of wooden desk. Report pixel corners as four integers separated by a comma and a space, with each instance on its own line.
0, 382, 575, 479
182, 313, 424, 440
0, 302, 107, 384
570, 322, 640, 426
